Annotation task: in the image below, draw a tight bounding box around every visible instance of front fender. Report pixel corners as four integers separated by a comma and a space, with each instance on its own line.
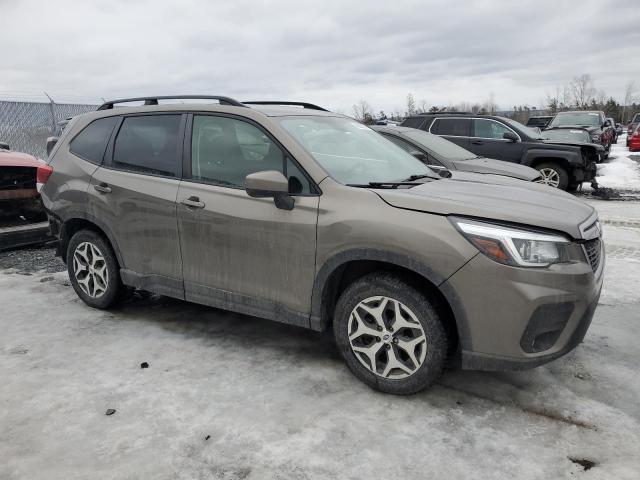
522, 148, 583, 167
309, 248, 473, 350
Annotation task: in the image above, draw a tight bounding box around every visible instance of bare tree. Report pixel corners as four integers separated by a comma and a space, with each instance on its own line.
622, 81, 637, 123
418, 99, 429, 113
570, 74, 595, 109
406, 93, 416, 116
352, 99, 373, 122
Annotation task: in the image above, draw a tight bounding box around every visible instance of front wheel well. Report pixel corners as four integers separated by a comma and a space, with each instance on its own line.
59, 218, 110, 263
320, 260, 459, 354
529, 157, 573, 175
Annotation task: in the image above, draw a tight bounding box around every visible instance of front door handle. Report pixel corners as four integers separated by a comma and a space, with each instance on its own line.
181, 196, 205, 209
93, 182, 112, 194
471, 140, 484, 145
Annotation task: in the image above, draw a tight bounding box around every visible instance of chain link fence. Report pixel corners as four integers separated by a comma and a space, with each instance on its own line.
0, 101, 97, 159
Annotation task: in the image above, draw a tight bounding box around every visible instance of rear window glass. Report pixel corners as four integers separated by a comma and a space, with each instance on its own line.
400, 117, 425, 129
431, 118, 470, 136
69, 117, 118, 164
112, 115, 182, 177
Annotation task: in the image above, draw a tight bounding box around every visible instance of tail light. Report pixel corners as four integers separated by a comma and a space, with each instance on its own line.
36, 164, 54, 192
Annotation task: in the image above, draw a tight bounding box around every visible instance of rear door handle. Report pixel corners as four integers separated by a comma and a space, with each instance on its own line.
471, 140, 484, 145
181, 196, 205, 209
93, 182, 112, 194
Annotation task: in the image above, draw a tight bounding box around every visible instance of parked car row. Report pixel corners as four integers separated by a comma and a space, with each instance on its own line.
37, 95, 604, 395
399, 112, 599, 190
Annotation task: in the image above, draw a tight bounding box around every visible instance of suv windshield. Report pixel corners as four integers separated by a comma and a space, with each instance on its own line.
544, 129, 591, 143
402, 129, 476, 160
277, 116, 434, 185
550, 113, 601, 127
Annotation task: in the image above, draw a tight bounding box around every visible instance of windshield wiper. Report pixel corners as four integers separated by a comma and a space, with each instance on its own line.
403, 174, 436, 181
346, 181, 424, 189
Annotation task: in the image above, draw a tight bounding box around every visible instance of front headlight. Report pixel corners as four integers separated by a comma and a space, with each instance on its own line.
591, 134, 601, 142
450, 217, 571, 267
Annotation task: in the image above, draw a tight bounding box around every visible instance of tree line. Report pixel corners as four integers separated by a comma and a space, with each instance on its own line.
352, 74, 639, 125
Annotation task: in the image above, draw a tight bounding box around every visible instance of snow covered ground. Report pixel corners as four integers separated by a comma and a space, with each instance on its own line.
585, 133, 640, 193
1, 200, 640, 479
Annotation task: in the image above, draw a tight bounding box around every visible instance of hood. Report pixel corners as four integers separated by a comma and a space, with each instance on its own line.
452, 157, 540, 181
375, 175, 595, 239
547, 125, 601, 135
0, 150, 42, 168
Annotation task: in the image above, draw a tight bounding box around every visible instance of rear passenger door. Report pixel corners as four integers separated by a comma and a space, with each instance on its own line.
470, 119, 524, 162
88, 113, 185, 298
176, 114, 319, 325
429, 118, 471, 149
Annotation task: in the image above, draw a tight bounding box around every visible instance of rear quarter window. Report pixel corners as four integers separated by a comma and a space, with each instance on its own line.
69, 117, 119, 164
400, 117, 426, 129
112, 115, 182, 177
431, 118, 470, 137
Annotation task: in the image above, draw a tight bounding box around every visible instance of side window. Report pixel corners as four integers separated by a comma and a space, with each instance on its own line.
382, 134, 417, 153
473, 119, 513, 140
191, 115, 312, 194
112, 115, 182, 177
431, 118, 470, 137
69, 117, 118, 164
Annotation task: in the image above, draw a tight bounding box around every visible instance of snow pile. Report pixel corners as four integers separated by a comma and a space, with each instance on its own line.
594, 134, 640, 190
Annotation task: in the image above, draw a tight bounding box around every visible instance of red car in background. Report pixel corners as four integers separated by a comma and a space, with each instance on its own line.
0, 143, 47, 222
629, 124, 640, 152
627, 113, 640, 147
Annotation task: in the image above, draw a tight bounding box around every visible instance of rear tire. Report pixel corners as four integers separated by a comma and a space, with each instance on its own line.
333, 273, 448, 395
66, 229, 124, 309
534, 162, 569, 190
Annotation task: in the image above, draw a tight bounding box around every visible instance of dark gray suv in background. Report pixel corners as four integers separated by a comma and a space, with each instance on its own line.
400, 113, 598, 190
39, 96, 604, 394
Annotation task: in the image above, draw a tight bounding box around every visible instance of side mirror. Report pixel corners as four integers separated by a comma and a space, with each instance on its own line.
245, 170, 294, 210
410, 151, 427, 161
503, 131, 518, 142
46, 136, 59, 156
0, 142, 10, 151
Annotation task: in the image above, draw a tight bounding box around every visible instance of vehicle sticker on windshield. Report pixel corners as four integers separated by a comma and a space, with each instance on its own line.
570, 130, 583, 133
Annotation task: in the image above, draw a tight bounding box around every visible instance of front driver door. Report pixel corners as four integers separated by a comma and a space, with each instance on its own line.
176, 114, 319, 327
470, 119, 524, 163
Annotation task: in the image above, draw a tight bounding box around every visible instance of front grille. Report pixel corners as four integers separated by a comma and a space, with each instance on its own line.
583, 238, 601, 272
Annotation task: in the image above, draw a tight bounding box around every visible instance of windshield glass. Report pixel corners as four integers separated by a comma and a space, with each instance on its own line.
550, 112, 601, 127
276, 116, 434, 185
544, 129, 591, 143
402, 129, 476, 160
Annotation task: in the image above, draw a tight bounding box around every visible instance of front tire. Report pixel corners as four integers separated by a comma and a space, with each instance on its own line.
333, 273, 448, 395
534, 162, 569, 190
66, 229, 124, 309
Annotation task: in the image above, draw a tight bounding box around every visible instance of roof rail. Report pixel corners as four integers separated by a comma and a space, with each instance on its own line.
242, 101, 328, 112
97, 95, 246, 111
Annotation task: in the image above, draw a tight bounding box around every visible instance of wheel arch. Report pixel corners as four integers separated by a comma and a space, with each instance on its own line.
58, 212, 124, 267
310, 249, 469, 352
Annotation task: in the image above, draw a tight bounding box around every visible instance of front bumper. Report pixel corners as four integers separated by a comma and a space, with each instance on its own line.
442, 241, 604, 371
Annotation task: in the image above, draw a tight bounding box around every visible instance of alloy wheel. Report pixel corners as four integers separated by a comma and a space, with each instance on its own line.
348, 296, 427, 379
72, 241, 109, 298
536, 168, 560, 188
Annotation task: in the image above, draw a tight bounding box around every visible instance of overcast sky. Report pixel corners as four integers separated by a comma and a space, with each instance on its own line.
1, 0, 639, 113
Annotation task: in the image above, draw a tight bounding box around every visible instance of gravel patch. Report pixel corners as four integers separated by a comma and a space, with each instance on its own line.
0, 245, 65, 274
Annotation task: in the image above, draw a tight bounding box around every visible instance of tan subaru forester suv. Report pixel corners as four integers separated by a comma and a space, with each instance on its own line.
39, 96, 604, 394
